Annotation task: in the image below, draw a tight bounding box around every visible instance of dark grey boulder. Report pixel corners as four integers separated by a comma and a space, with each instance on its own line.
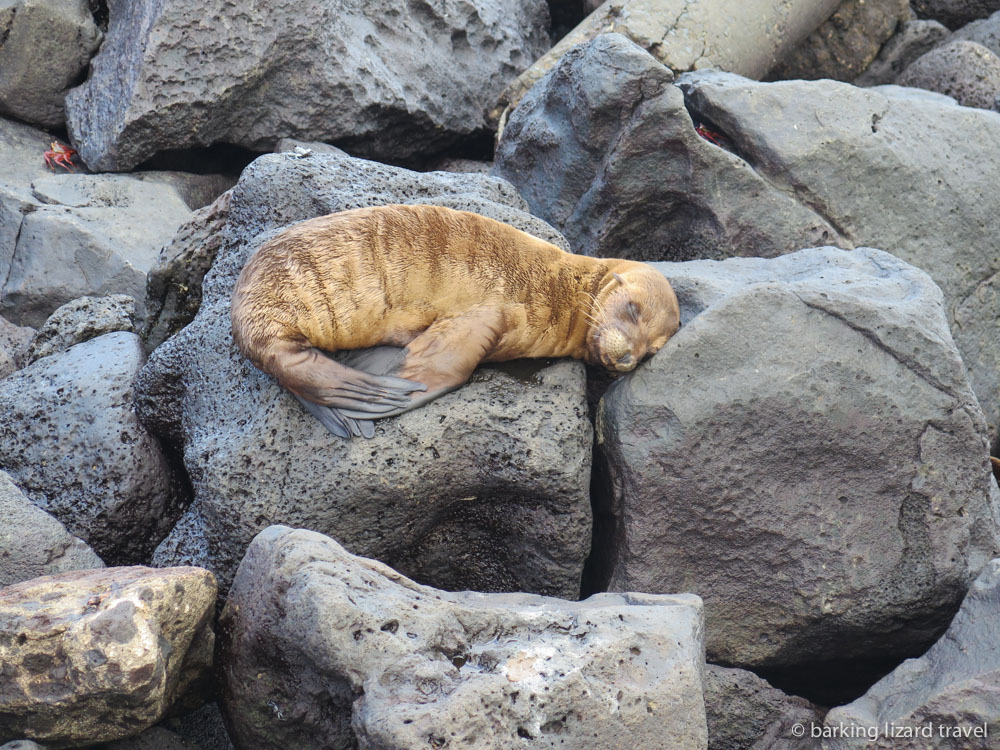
913, 0, 1000, 30
26, 294, 136, 364
0, 315, 33, 378
138, 152, 591, 598
493, 34, 846, 263
98, 727, 200, 750
64, 0, 550, 172
855, 19, 953, 86
0, 469, 103, 588
705, 665, 825, 750
675, 69, 1000, 444
0, 0, 102, 129
496, 36, 1000, 444
162, 704, 234, 750
896, 39, 1000, 108
0, 117, 57, 293
823, 558, 1000, 749
769, 0, 910, 82
219, 525, 708, 750
592, 247, 998, 673
142, 191, 231, 353
0, 332, 186, 564
952, 9, 1000, 55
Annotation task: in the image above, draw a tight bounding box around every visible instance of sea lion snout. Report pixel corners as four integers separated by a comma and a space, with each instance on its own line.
585, 265, 680, 374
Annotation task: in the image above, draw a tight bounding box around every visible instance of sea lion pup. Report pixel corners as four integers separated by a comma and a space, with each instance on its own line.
231, 204, 680, 438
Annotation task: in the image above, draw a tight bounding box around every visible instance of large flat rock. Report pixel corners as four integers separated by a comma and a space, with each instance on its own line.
219, 525, 708, 749
592, 247, 998, 674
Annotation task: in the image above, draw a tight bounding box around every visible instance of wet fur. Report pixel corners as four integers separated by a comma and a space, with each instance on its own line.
231, 204, 680, 436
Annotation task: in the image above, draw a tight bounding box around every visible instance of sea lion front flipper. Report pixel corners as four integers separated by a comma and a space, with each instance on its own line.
394, 306, 506, 391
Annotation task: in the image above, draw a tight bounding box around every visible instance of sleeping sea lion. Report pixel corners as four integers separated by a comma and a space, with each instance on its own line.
230, 204, 680, 438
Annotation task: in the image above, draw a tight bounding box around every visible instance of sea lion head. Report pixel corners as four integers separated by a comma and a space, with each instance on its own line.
584, 263, 680, 373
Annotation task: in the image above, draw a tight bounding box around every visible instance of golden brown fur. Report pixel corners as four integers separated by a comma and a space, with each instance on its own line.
231, 204, 680, 435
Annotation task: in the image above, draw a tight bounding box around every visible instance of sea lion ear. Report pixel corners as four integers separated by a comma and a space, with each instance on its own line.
613, 272, 625, 286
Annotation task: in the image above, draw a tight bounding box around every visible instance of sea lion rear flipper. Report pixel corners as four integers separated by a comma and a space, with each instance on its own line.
293, 393, 366, 439
279, 345, 426, 414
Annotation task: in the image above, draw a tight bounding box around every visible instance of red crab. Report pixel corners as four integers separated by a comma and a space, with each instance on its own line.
695, 124, 726, 148
43, 141, 78, 172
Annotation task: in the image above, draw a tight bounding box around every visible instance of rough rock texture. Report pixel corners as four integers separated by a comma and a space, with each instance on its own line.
498, 40, 1000, 445
1, 173, 192, 327
0, 315, 33, 378
824, 558, 1000, 749
219, 526, 707, 750
0, 469, 103, 587
0, 332, 186, 564
26, 294, 136, 364
64, 0, 551, 172
493, 34, 847, 263
0, 0, 102, 128
98, 726, 200, 750
896, 39, 1000, 108
913, 0, 1000, 29
138, 152, 590, 597
592, 248, 998, 673
273, 138, 348, 157
769, 0, 910, 82
953, 9, 1000, 55
704, 665, 825, 750
493, 0, 843, 122
855, 19, 953, 86
142, 191, 231, 352
0, 566, 216, 749
163, 704, 234, 750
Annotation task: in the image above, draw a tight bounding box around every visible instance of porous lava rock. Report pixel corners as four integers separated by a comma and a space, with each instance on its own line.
137, 152, 591, 598
0, 332, 186, 564
218, 526, 708, 749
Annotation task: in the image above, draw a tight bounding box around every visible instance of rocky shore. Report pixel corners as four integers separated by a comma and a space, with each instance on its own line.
3, 0, 1000, 748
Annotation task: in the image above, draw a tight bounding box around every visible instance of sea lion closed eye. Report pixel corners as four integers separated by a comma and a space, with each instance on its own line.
230, 204, 680, 438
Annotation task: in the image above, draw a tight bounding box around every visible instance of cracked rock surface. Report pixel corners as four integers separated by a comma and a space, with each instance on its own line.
0, 566, 216, 749
592, 247, 998, 673
0, 117, 230, 329
137, 152, 591, 599
219, 525, 708, 750
824, 557, 1000, 749
64, 0, 550, 172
